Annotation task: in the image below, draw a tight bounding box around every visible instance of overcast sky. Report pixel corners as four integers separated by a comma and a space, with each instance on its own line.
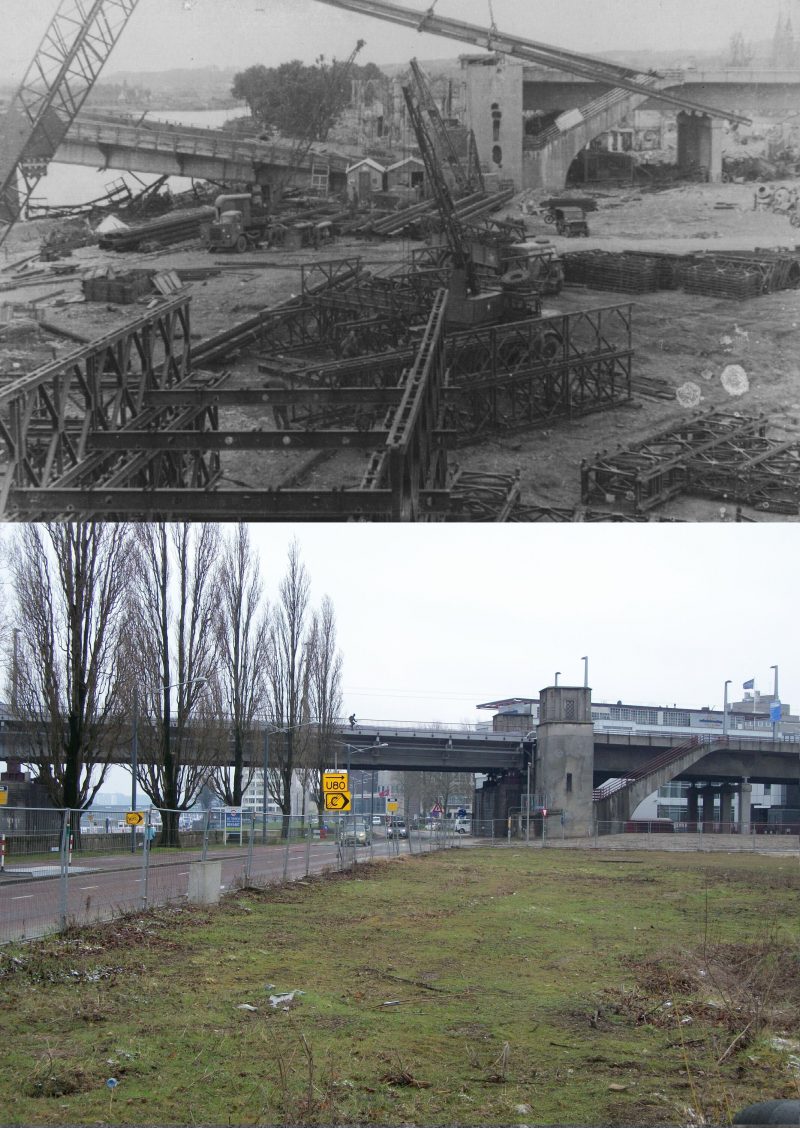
0, 0, 791, 84
242, 523, 797, 725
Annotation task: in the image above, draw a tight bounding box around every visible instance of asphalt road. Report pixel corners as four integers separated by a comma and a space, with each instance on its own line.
0, 831, 446, 944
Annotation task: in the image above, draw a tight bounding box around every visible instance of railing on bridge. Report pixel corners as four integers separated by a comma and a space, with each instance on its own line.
592, 735, 721, 801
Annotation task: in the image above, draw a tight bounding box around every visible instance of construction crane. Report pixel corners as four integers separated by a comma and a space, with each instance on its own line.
408, 58, 483, 197
0, 0, 143, 249
403, 82, 540, 329
310, 0, 751, 125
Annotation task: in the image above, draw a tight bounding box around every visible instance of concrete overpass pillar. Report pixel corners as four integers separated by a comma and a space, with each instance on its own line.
740, 779, 752, 835
676, 112, 722, 183
701, 785, 716, 831
536, 685, 593, 837
686, 783, 699, 828
719, 784, 734, 830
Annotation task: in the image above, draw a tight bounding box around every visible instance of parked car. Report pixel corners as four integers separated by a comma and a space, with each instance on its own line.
387, 820, 408, 839
339, 821, 371, 846
454, 820, 469, 835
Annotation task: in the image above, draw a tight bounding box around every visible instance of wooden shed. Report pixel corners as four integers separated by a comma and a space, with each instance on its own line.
345, 158, 386, 202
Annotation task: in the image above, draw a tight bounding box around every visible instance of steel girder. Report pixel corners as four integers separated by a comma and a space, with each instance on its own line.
0, 296, 220, 513
361, 288, 451, 520
445, 304, 633, 439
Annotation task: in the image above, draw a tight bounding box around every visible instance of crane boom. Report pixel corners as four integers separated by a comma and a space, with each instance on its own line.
0, 0, 142, 248
409, 59, 482, 197
310, 0, 751, 125
402, 84, 479, 296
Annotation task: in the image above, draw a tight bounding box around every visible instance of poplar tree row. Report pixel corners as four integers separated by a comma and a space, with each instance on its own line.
3, 524, 343, 846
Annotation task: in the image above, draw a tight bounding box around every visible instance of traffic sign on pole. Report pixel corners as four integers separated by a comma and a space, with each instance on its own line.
0, 785, 8, 806
125, 811, 144, 827
323, 772, 348, 793
324, 791, 352, 812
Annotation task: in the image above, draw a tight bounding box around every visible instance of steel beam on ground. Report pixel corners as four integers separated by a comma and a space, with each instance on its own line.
88, 429, 396, 451
6, 487, 454, 519
143, 388, 405, 407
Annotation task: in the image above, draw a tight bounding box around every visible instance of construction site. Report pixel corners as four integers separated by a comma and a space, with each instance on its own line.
2, 0, 800, 522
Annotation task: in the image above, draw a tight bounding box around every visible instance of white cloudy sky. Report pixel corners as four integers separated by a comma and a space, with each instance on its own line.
244, 523, 797, 725
0, 0, 790, 82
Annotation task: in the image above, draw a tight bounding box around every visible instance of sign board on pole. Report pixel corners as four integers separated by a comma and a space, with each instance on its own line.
323, 772, 348, 793
125, 811, 144, 826
387, 800, 398, 813
770, 701, 782, 723
324, 791, 351, 812
0, 785, 8, 806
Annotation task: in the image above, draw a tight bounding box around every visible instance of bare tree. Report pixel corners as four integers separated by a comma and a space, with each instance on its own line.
264, 540, 311, 835
7, 524, 133, 827
209, 524, 270, 806
303, 594, 343, 826
127, 523, 222, 847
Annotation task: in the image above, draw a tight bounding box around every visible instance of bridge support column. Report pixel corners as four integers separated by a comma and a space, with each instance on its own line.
739, 779, 752, 835
536, 685, 593, 837
719, 784, 734, 831
686, 783, 699, 828
677, 112, 722, 184
701, 785, 716, 832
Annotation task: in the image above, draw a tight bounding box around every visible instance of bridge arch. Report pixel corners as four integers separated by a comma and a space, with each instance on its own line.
522, 88, 722, 192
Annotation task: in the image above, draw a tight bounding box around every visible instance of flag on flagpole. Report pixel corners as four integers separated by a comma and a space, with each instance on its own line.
743, 678, 755, 689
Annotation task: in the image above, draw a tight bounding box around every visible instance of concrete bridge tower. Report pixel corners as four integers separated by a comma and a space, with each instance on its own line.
536, 685, 594, 836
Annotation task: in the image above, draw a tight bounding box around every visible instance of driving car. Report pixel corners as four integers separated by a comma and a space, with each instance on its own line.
386, 820, 407, 839
339, 820, 371, 846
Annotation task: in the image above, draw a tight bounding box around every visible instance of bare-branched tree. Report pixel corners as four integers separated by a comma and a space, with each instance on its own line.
264, 540, 312, 835
127, 523, 222, 847
303, 594, 343, 826
210, 524, 270, 806
7, 523, 133, 830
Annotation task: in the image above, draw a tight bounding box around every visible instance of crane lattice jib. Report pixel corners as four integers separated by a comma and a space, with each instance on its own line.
409, 58, 479, 198
401, 85, 478, 296
311, 0, 751, 126
0, 0, 142, 247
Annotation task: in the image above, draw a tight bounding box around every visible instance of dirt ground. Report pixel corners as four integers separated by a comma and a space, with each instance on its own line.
3, 180, 799, 520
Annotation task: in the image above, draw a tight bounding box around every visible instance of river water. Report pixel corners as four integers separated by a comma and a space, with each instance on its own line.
33, 108, 249, 209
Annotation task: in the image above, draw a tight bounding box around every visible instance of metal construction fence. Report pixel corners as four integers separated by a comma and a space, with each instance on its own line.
477, 815, 800, 852
0, 807, 465, 945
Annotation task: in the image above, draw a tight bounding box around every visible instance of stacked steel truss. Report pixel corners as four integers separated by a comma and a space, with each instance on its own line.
0, 0, 142, 246
581, 412, 800, 515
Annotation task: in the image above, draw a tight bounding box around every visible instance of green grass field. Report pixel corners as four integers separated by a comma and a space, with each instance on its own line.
1, 847, 799, 1125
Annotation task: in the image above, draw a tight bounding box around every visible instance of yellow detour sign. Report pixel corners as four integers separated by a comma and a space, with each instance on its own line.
324, 791, 352, 812
0, 785, 7, 806
323, 772, 348, 793
387, 800, 398, 812
125, 811, 145, 827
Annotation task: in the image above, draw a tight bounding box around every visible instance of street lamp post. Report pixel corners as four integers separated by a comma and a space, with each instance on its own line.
130, 689, 139, 853
162, 676, 207, 846
723, 679, 731, 738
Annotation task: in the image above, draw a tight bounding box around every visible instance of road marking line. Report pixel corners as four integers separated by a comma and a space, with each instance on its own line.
79, 885, 99, 891
11, 894, 34, 901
